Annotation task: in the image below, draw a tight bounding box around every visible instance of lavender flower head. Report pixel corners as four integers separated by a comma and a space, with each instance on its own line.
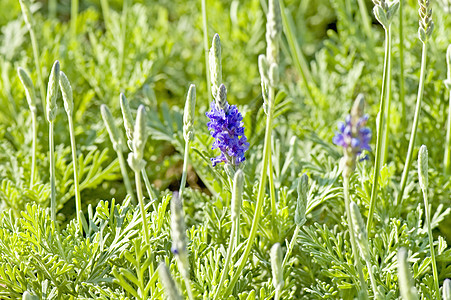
206, 92, 249, 167
333, 95, 371, 177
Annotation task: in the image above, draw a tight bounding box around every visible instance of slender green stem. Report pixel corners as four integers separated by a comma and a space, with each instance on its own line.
268, 149, 277, 237
399, 0, 406, 126
20, 7, 46, 111
30, 112, 37, 187
70, 0, 78, 40
365, 260, 378, 297
234, 216, 240, 249
279, 0, 315, 101
222, 86, 275, 299
382, 26, 393, 166
282, 225, 300, 267
356, 0, 372, 38
68, 115, 82, 234
444, 89, 451, 174
397, 43, 428, 205
275, 288, 281, 300
201, 0, 212, 103
183, 275, 195, 300
422, 189, 440, 296
141, 169, 156, 200
213, 221, 236, 300
344, 177, 369, 299
134, 170, 155, 293
367, 28, 390, 232
179, 141, 190, 198
116, 151, 136, 204
49, 122, 57, 224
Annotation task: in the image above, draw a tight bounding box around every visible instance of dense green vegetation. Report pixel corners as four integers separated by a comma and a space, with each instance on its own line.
0, 0, 450, 299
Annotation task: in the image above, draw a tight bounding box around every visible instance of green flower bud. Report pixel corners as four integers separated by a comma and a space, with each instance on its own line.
59, 71, 73, 115
373, 5, 388, 28
120, 93, 135, 144
397, 248, 419, 300
128, 105, 148, 172
258, 54, 269, 84
17, 67, 37, 113
266, 0, 281, 65
444, 278, 451, 300
231, 169, 244, 222
350, 201, 371, 261
183, 84, 196, 142
46, 61, 60, 122
158, 263, 182, 300
22, 291, 39, 300
101, 104, 123, 152
418, 145, 428, 191
216, 84, 228, 112
171, 193, 190, 278
209, 33, 222, 98
295, 174, 308, 226
270, 243, 284, 291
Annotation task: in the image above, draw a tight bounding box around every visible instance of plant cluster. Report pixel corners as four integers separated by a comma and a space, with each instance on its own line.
0, 0, 450, 299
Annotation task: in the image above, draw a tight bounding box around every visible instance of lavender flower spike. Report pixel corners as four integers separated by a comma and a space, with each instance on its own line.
206, 94, 249, 167
333, 94, 371, 177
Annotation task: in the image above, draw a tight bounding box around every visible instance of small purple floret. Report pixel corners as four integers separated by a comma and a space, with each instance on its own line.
333, 114, 371, 158
206, 101, 249, 167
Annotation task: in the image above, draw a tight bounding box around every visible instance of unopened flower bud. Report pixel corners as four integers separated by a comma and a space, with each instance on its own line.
444, 278, 451, 300
397, 248, 419, 300
46, 61, 60, 122
266, 0, 281, 65
231, 170, 244, 222
350, 201, 371, 261
59, 71, 73, 115
295, 174, 308, 226
171, 193, 190, 278
17, 67, 36, 113
270, 243, 284, 290
418, 145, 428, 191
209, 33, 222, 98
216, 84, 228, 112
101, 104, 123, 152
19, 0, 33, 29
183, 84, 196, 142
158, 263, 182, 300
120, 93, 135, 144
268, 63, 279, 87
128, 105, 148, 172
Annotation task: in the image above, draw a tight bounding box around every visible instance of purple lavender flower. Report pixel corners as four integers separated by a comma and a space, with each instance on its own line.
333, 114, 371, 157
333, 95, 372, 177
206, 101, 249, 167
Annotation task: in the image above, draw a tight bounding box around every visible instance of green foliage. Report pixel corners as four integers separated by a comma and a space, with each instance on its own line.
0, 0, 450, 299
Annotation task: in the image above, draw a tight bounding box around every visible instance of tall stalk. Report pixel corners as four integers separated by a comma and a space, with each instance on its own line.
399, 0, 406, 126
444, 45, 451, 174
46, 61, 60, 224
214, 170, 243, 300
101, 104, 136, 204
118, 0, 130, 79
180, 84, 196, 199
397, 0, 433, 205
17, 67, 38, 187
417, 146, 440, 297
367, 27, 390, 231
19, 0, 46, 112
382, 26, 393, 165
201, 0, 212, 103
397, 44, 428, 204
344, 178, 369, 298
